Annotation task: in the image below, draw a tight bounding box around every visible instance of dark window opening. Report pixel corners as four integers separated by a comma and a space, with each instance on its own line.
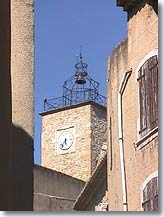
138, 55, 158, 135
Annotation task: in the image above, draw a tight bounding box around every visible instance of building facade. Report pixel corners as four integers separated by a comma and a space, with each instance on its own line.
40, 101, 107, 182
107, 0, 158, 211
1, 0, 158, 211
0, 0, 34, 210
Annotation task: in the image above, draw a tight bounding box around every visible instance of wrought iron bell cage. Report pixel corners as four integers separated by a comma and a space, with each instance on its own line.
43, 54, 106, 111
63, 54, 102, 107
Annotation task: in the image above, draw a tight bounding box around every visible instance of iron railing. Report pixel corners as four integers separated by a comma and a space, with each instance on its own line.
43, 91, 106, 111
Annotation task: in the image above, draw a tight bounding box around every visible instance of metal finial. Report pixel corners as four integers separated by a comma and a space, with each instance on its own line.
80, 45, 83, 60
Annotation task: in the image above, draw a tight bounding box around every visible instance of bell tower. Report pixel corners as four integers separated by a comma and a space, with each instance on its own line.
40, 53, 107, 181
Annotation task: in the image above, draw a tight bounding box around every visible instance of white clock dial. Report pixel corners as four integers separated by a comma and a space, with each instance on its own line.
58, 131, 74, 150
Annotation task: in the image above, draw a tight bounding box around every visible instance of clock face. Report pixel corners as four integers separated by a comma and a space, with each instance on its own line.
58, 131, 74, 150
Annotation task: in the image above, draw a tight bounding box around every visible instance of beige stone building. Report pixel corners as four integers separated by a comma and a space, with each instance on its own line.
1, 0, 158, 212
0, 0, 34, 210
40, 101, 107, 182
35, 0, 158, 212
107, 0, 158, 211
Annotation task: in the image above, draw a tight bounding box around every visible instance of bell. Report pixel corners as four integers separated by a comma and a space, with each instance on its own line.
75, 73, 86, 84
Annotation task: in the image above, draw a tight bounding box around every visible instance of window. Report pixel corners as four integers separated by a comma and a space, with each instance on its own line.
142, 176, 158, 211
138, 55, 158, 136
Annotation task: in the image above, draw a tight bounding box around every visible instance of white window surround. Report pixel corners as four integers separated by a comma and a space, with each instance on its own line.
136, 49, 158, 144
140, 171, 158, 211
135, 49, 158, 80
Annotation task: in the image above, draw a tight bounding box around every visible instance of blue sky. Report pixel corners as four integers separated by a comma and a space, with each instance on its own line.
34, 0, 127, 164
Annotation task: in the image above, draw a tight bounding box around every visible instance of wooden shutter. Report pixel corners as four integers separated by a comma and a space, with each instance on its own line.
142, 176, 158, 211
139, 67, 147, 132
153, 195, 158, 210
149, 56, 158, 130
138, 55, 158, 134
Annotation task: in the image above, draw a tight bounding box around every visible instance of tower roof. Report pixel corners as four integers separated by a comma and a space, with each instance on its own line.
43, 53, 106, 112
40, 100, 106, 116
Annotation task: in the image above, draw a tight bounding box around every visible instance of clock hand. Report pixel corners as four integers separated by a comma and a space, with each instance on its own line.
60, 138, 67, 148
60, 143, 64, 148
64, 138, 67, 144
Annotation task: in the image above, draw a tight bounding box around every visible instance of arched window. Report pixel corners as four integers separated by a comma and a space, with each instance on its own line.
137, 54, 158, 136
142, 176, 158, 211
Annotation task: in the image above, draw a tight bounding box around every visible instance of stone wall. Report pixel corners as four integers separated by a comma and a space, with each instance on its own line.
11, 0, 34, 137
41, 103, 91, 181
41, 101, 106, 182
91, 105, 107, 172
107, 0, 158, 211
34, 165, 85, 211
0, 0, 34, 210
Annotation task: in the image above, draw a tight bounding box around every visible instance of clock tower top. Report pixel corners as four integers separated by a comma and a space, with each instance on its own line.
43, 52, 106, 111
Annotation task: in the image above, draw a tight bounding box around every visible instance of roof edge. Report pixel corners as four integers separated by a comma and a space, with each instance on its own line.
40, 100, 106, 116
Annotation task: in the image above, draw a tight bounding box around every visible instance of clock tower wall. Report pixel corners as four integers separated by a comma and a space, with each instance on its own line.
41, 102, 93, 181
90, 104, 107, 173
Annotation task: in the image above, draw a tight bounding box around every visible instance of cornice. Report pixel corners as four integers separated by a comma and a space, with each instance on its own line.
117, 0, 141, 12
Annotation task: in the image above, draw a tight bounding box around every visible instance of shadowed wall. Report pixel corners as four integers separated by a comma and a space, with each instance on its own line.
0, 0, 34, 210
